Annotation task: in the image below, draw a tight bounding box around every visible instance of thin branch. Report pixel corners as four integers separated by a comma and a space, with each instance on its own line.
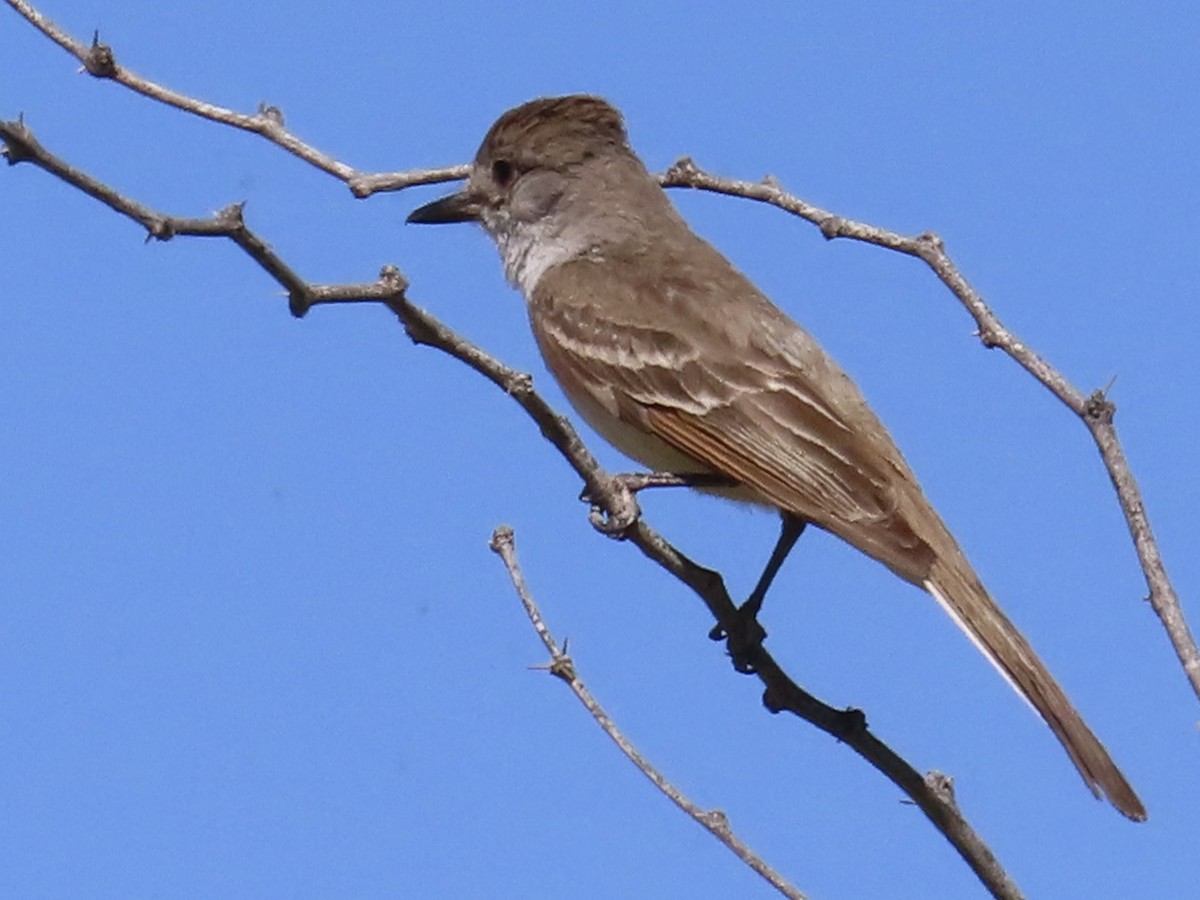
661, 157, 1198, 700
22, 0, 1180, 700
3, 0, 466, 196
0, 8, 1189, 700
489, 526, 808, 900
0, 116, 414, 314
0, 114, 1024, 899
5, 0, 1192, 703
11, 1, 1182, 885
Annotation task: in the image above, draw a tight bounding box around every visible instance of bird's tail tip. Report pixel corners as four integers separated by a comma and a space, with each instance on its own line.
923, 574, 1146, 822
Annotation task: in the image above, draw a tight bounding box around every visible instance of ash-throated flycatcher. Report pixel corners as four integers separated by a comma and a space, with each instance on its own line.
408, 95, 1145, 820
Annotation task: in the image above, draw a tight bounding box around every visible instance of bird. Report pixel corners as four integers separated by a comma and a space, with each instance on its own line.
406, 94, 1145, 820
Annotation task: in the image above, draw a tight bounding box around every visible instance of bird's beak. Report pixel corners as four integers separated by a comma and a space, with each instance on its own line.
406, 189, 482, 225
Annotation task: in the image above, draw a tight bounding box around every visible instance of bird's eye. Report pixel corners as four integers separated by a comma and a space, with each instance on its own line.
491, 159, 515, 187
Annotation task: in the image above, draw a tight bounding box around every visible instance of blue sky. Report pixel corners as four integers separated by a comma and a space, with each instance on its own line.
2, 2, 1197, 898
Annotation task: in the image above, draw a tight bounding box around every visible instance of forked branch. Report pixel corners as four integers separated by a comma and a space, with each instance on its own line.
489, 526, 808, 900
7, 2, 1186, 895
659, 158, 1195, 696
11, 0, 1184, 696
1, 109, 1024, 899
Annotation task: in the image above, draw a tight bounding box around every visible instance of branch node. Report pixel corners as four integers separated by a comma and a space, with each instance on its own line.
288, 289, 314, 319
0, 116, 39, 165
664, 155, 699, 182
83, 32, 118, 79
504, 371, 534, 398
917, 230, 946, 252
256, 102, 286, 128
548, 654, 577, 683
216, 202, 246, 229
832, 706, 869, 740
818, 215, 846, 240
925, 771, 959, 810
487, 524, 513, 553
762, 684, 787, 714
144, 216, 175, 242
977, 325, 1002, 349
1085, 388, 1116, 424
378, 263, 409, 292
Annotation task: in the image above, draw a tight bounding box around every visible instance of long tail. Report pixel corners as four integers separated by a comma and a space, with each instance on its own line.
924, 556, 1146, 821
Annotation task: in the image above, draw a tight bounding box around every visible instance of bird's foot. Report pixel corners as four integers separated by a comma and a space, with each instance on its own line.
709, 603, 768, 674
580, 471, 735, 538
583, 475, 641, 537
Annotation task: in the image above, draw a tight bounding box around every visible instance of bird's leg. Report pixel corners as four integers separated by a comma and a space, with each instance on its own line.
711, 514, 807, 672
743, 513, 807, 621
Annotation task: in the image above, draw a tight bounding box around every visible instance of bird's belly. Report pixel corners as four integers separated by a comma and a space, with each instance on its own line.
561, 382, 766, 507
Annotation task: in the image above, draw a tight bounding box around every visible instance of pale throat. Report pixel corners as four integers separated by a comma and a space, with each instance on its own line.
488, 214, 591, 297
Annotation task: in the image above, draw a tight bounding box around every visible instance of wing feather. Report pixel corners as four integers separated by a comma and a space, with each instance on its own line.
528, 249, 934, 579
525, 238, 1143, 817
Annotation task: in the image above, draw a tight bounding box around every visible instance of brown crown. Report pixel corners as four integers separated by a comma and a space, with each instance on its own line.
476, 95, 629, 170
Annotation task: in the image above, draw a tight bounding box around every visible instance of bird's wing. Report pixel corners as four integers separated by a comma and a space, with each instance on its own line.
529, 251, 933, 578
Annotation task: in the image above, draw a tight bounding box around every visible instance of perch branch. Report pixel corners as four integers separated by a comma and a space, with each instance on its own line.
660, 157, 1196, 699
489, 525, 808, 900
0, 110, 1024, 900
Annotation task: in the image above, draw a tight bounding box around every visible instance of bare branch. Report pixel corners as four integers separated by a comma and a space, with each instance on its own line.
348, 167, 471, 198
3, 0, 466, 196
0, 7, 1191, 709
489, 525, 809, 900
662, 157, 1199, 700
6, 0, 1189, 705
0, 113, 1025, 899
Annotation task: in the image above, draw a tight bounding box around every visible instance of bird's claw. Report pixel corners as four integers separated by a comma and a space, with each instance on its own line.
582, 475, 641, 537
710, 605, 768, 674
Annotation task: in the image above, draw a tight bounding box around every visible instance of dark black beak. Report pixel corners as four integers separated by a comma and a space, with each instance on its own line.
406, 190, 482, 225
